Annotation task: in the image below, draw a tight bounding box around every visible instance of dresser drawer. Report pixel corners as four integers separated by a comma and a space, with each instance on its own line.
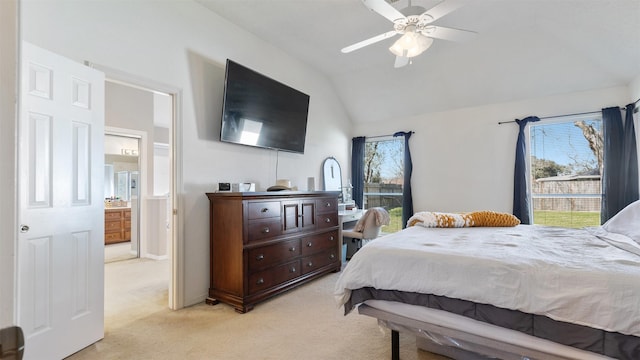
248, 238, 301, 271
247, 219, 282, 242
300, 230, 338, 256
316, 213, 338, 229
105, 211, 122, 220
105, 232, 123, 242
105, 220, 121, 232
316, 198, 338, 214
247, 201, 280, 220
249, 260, 301, 294
301, 250, 338, 275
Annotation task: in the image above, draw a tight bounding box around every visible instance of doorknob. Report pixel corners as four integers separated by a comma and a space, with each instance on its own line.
20, 224, 30, 233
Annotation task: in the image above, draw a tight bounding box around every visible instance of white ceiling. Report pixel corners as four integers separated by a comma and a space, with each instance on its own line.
196, 0, 640, 124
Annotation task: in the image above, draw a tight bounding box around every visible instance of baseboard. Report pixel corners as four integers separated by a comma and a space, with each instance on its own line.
143, 253, 168, 260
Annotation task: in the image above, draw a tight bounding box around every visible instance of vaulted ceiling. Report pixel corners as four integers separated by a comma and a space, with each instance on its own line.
197, 0, 640, 124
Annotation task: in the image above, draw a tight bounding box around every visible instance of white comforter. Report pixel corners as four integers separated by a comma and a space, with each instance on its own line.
334, 225, 640, 337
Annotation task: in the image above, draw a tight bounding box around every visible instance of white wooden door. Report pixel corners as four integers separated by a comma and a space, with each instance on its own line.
17, 42, 105, 359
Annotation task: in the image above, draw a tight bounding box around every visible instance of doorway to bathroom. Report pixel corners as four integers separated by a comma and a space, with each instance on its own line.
98, 69, 180, 310
103, 79, 173, 264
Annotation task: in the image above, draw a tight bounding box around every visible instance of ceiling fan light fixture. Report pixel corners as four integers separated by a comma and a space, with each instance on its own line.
389, 31, 433, 58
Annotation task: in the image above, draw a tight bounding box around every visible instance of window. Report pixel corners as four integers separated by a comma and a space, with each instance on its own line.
363, 137, 404, 233
529, 114, 602, 227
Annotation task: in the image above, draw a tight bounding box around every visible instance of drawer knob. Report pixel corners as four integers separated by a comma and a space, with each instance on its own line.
289, 247, 296, 252
261, 208, 269, 213
325, 202, 331, 207
306, 242, 312, 247
307, 262, 313, 267
256, 254, 264, 261
330, 253, 336, 259
329, 236, 335, 241
325, 218, 331, 223
256, 278, 264, 285
290, 267, 296, 273
262, 227, 270, 234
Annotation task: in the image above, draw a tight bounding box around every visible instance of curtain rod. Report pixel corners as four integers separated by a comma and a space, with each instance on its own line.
498, 98, 640, 125
365, 131, 415, 139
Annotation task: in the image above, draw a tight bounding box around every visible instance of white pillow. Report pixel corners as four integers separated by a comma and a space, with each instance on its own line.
602, 200, 640, 243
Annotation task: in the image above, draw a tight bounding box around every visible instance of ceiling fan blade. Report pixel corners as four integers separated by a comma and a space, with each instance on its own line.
394, 56, 410, 68
422, 0, 464, 23
341, 30, 398, 53
422, 25, 477, 42
361, 0, 406, 23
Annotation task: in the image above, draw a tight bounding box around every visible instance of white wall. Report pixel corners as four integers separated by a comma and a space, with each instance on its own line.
154, 143, 170, 196
353, 86, 631, 214
153, 93, 171, 195
0, 0, 18, 328
153, 92, 172, 129
630, 74, 640, 103
20, 0, 352, 306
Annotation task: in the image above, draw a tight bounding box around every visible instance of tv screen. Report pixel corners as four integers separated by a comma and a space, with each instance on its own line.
220, 60, 310, 154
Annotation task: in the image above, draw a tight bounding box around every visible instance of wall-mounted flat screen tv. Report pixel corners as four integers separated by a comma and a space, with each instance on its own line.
220, 59, 310, 154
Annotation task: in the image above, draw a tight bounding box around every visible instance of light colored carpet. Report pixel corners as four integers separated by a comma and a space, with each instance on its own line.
104, 242, 136, 263
67, 258, 450, 360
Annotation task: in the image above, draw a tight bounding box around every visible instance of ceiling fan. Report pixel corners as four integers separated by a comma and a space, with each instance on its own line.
342, 0, 476, 68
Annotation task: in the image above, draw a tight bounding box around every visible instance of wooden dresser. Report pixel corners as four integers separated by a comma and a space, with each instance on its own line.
206, 191, 340, 313
104, 208, 131, 245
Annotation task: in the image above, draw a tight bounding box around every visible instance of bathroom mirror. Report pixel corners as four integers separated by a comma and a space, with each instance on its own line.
104, 164, 114, 199
322, 157, 342, 192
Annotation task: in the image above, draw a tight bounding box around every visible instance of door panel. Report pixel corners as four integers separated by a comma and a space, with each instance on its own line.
300, 201, 316, 229
71, 230, 91, 317
282, 201, 299, 233
28, 112, 52, 207
72, 122, 91, 205
18, 42, 105, 360
23, 236, 52, 335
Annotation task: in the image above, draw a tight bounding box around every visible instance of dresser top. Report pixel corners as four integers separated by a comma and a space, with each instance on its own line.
207, 191, 340, 201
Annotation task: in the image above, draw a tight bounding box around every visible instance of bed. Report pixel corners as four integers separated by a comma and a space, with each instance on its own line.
334, 201, 640, 359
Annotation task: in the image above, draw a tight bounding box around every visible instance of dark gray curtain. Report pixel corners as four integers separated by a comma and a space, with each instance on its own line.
393, 131, 414, 228
513, 116, 540, 224
602, 105, 639, 222
601, 107, 626, 223
622, 103, 639, 205
351, 137, 366, 209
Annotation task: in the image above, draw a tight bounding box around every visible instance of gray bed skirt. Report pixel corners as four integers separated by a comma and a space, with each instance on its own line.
346, 287, 640, 360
